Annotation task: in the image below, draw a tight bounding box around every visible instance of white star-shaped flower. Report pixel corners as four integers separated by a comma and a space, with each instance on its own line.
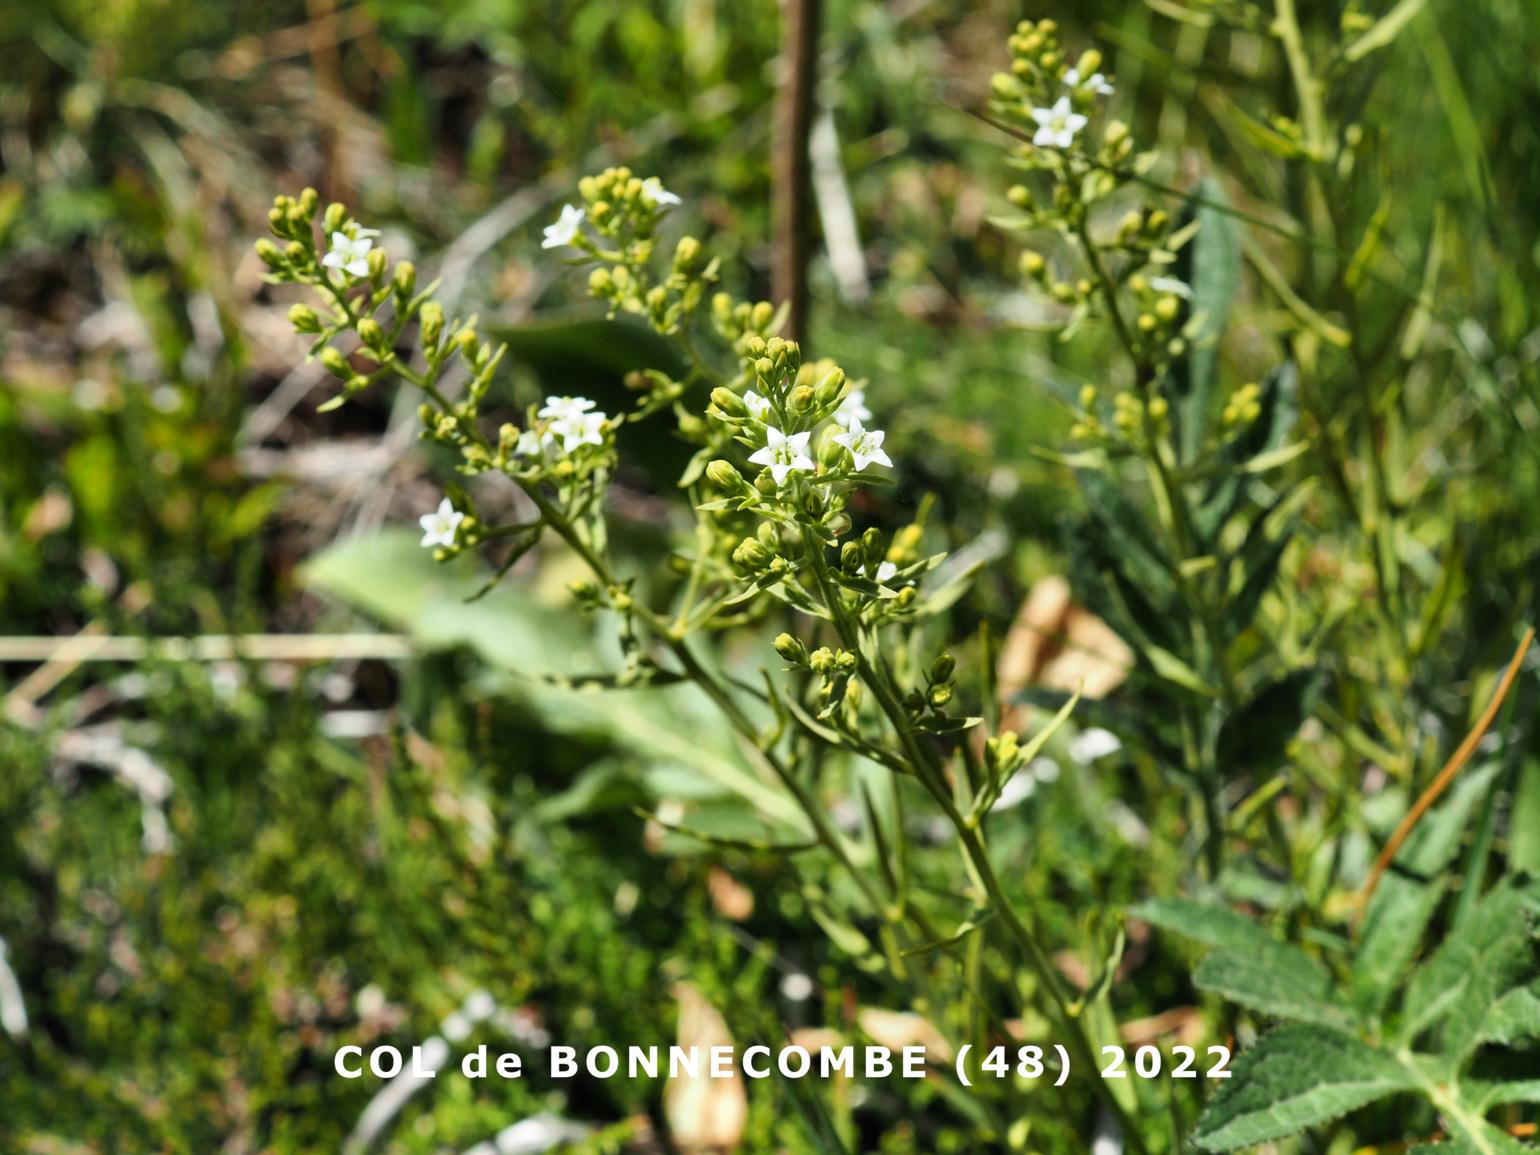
550, 411, 607, 453
1063, 68, 1114, 96
831, 420, 892, 471
833, 388, 871, 429
743, 389, 773, 421
1149, 276, 1193, 299
321, 230, 377, 279
1029, 97, 1089, 149
542, 204, 587, 250
748, 425, 814, 485
515, 428, 555, 460
640, 177, 682, 207
875, 561, 898, 583
538, 395, 596, 423
419, 497, 464, 549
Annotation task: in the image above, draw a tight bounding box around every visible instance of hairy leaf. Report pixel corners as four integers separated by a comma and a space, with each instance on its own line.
1192, 1024, 1416, 1151
1195, 947, 1356, 1029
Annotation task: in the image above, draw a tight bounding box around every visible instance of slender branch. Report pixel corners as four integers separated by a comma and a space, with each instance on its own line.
772, 0, 821, 345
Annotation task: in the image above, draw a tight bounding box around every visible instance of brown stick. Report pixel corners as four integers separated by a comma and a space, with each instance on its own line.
772, 0, 822, 347
1358, 626, 1534, 912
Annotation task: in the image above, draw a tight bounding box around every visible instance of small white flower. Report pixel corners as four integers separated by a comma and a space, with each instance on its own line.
742, 389, 773, 421
1063, 68, 1114, 96
1149, 276, 1193, 300
515, 429, 552, 459
640, 177, 682, 207
1029, 97, 1089, 149
538, 395, 596, 423
748, 425, 814, 485
833, 388, 871, 429
1068, 727, 1122, 765
419, 497, 464, 549
542, 204, 587, 250
831, 420, 892, 471
875, 561, 898, 584
321, 230, 375, 279
550, 411, 607, 453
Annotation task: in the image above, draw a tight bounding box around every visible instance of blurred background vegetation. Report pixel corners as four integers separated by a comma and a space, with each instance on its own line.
2, 0, 1539, 1151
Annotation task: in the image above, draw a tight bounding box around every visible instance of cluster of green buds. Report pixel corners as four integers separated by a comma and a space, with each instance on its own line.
1222, 381, 1264, 427
543, 167, 720, 336
903, 651, 957, 715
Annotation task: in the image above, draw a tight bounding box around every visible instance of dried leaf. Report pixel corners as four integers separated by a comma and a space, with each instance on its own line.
664, 983, 747, 1154
997, 576, 1134, 730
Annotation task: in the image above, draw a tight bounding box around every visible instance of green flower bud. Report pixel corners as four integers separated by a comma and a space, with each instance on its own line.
367, 248, 388, 280
589, 267, 613, 295
749, 302, 774, 331
457, 328, 479, 358
1077, 49, 1103, 76
1019, 250, 1046, 278
288, 303, 321, 333
825, 511, 851, 537
705, 459, 744, 491
930, 653, 955, 684
756, 521, 779, 551
298, 187, 319, 218
324, 203, 347, 233
814, 367, 846, 408
834, 650, 858, 673
895, 586, 917, 609
840, 541, 863, 574
788, 385, 815, 414
320, 347, 351, 378
674, 236, 702, 271
773, 633, 807, 665
255, 239, 284, 268
420, 303, 444, 348
1007, 184, 1031, 208
267, 206, 287, 235
928, 683, 953, 708
732, 538, 771, 570
393, 260, 416, 298
808, 647, 835, 675
357, 317, 385, 349
709, 387, 746, 418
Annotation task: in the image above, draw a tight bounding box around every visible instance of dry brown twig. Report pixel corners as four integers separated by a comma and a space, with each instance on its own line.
1357, 625, 1535, 913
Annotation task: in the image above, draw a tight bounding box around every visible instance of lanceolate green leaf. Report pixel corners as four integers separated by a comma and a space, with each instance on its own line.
1192, 1024, 1416, 1151
1173, 176, 1243, 464
1195, 947, 1357, 1029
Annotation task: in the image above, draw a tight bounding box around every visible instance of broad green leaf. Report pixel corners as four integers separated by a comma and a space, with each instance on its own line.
1195, 947, 1356, 1029
1172, 176, 1242, 464
1192, 1024, 1416, 1151
1130, 897, 1279, 953
1473, 981, 1540, 1048
1401, 879, 1540, 1058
